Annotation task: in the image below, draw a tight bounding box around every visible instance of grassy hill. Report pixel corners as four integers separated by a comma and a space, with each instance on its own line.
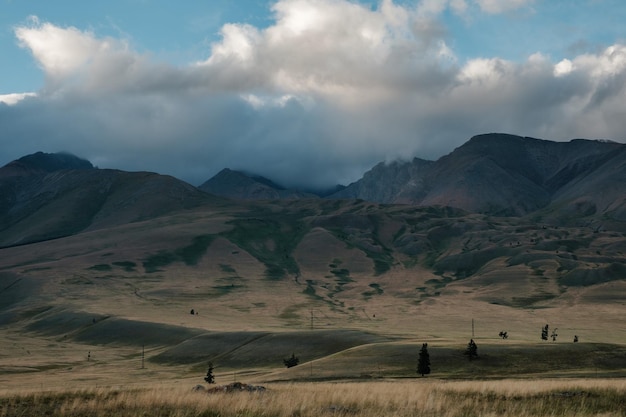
1, 197, 626, 388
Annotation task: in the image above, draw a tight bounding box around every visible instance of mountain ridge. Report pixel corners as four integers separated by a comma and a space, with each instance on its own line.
0, 152, 223, 247
2, 133, 626, 247
199, 134, 625, 219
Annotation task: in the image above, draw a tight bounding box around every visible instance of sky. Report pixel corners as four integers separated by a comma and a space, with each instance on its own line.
2, 0, 626, 189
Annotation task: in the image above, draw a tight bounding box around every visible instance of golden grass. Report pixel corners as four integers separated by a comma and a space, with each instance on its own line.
1, 379, 625, 417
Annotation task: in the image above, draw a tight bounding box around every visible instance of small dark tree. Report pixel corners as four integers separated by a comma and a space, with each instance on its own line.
574, 335, 579, 343
464, 339, 478, 361
417, 343, 431, 376
204, 362, 215, 384
541, 324, 549, 341
498, 331, 508, 339
551, 328, 558, 342
283, 353, 299, 368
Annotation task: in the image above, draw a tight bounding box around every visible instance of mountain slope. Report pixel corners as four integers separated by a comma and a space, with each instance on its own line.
330, 158, 434, 203
0, 152, 222, 247
330, 133, 626, 217
199, 168, 318, 200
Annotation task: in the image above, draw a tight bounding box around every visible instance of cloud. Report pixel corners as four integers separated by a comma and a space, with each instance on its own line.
0, 92, 36, 105
474, 0, 535, 14
2, 0, 626, 190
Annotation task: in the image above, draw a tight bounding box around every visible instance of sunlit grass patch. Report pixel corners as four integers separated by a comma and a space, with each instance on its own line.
0, 379, 624, 417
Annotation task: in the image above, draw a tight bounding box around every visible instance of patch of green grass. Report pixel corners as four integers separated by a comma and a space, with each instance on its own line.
142, 251, 178, 273
303, 280, 324, 302
392, 225, 407, 243
219, 264, 237, 274
220, 214, 309, 280
279, 304, 303, 321
328, 258, 342, 269
143, 235, 215, 272
326, 215, 395, 276
372, 257, 393, 275
265, 264, 287, 280
62, 277, 93, 285
178, 235, 215, 266
362, 283, 384, 299
112, 261, 136, 272
87, 264, 112, 271
330, 268, 350, 279
21, 266, 51, 273
510, 292, 558, 308
433, 247, 510, 278
212, 284, 244, 296
425, 276, 453, 289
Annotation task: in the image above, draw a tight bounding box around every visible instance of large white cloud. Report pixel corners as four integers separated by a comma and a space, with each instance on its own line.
2, 0, 626, 189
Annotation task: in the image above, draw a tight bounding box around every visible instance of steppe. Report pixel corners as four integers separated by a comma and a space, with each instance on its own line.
1, 195, 625, 416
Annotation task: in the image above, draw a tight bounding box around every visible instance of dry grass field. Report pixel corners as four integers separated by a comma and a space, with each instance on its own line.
1, 379, 625, 416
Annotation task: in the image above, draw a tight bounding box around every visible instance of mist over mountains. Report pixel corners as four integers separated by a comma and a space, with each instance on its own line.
203, 133, 626, 219
1, 133, 626, 248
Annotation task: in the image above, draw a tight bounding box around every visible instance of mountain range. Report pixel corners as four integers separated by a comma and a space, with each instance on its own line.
203, 133, 626, 219
2, 133, 626, 248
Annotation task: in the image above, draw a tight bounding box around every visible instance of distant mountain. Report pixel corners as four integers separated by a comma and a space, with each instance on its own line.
330, 158, 434, 203
330, 133, 626, 219
199, 168, 318, 200
3, 133, 626, 247
0, 152, 221, 247
0, 151, 94, 178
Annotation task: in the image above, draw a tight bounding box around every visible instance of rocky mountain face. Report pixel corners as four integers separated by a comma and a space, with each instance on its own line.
0, 152, 219, 247
330, 134, 626, 219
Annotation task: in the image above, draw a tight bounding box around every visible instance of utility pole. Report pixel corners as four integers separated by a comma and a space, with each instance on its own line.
310, 310, 313, 330
141, 345, 145, 369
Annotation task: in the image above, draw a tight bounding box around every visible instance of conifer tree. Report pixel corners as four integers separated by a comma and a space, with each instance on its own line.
541, 324, 549, 341
464, 339, 478, 361
204, 361, 215, 384
417, 343, 431, 377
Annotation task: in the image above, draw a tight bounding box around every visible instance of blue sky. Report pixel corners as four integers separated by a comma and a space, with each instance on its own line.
2, 0, 626, 187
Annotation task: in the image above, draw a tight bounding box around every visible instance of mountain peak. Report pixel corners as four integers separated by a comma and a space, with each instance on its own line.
2, 152, 94, 175
199, 168, 317, 200
20, 151, 94, 171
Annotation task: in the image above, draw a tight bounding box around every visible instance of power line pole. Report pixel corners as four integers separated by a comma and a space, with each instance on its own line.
310, 310, 313, 330
141, 345, 145, 369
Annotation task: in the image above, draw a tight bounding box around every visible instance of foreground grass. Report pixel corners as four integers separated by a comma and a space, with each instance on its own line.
1, 379, 625, 417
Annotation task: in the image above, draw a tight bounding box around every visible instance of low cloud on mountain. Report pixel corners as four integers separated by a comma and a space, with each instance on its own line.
2, 0, 626, 189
